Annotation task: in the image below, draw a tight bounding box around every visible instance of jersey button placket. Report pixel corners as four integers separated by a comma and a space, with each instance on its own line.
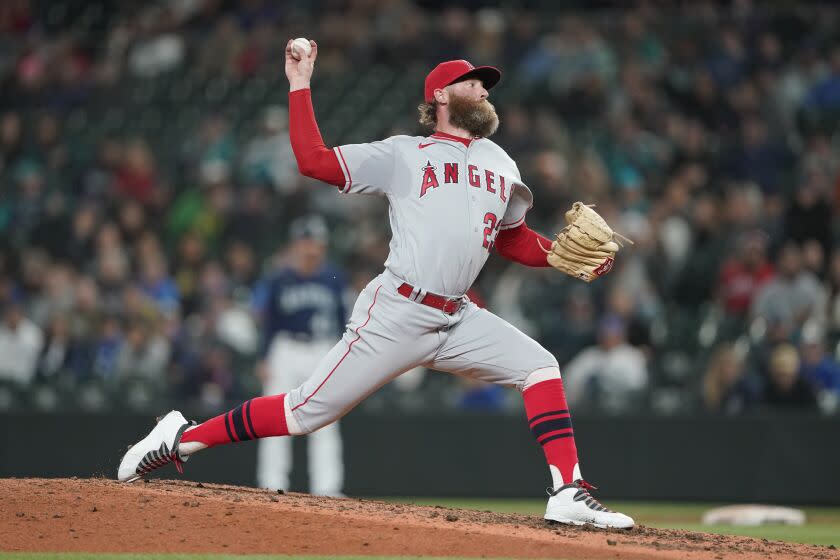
465, 144, 478, 235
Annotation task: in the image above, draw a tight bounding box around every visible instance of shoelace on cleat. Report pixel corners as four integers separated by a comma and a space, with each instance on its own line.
548, 479, 613, 513
135, 442, 179, 476
134, 419, 195, 477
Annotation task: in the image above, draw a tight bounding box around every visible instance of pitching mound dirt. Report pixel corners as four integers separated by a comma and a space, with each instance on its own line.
1, 478, 837, 559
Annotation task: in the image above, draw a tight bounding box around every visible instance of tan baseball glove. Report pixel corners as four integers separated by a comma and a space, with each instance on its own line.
538, 202, 632, 282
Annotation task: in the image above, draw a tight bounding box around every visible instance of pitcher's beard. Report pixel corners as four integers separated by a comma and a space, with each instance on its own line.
447, 94, 499, 138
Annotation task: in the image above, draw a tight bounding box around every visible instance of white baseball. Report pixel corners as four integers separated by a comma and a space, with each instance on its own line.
291, 37, 312, 60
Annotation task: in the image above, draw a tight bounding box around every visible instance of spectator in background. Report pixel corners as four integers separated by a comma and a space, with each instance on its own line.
525, 150, 570, 225
0, 111, 23, 169
37, 313, 75, 379
224, 240, 258, 301
114, 139, 160, 206
608, 246, 660, 329
702, 343, 761, 414
728, 115, 792, 196
183, 344, 235, 411
761, 344, 817, 409
19, 249, 48, 306
493, 104, 533, 162
11, 160, 47, 244
89, 315, 122, 380
717, 230, 774, 318
536, 282, 596, 365
171, 232, 207, 317
672, 193, 728, 310
66, 204, 99, 265
139, 255, 179, 317
29, 192, 71, 259
95, 221, 128, 283
196, 260, 230, 311
70, 275, 104, 352
0, 300, 44, 385
563, 314, 648, 412
801, 239, 826, 278
234, 20, 279, 77
183, 114, 236, 175
117, 200, 148, 248
706, 27, 746, 89
196, 16, 244, 77
211, 291, 258, 357
799, 324, 840, 396
33, 112, 66, 178
224, 185, 275, 257
80, 139, 122, 200
785, 181, 833, 254
722, 182, 764, 233
240, 106, 296, 192
427, 7, 469, 63
605, 285, 651, 349
167, 160, 231, 248
803, 46, 840, 112
115, 317, 170, 381
826, 249, 840, 336
95, 220, 123, 254
751, 242, 827, 329
126, 9, 185, 78
97, 251, 129, 314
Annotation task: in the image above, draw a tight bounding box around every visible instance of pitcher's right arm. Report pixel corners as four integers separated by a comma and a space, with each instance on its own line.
285, 39, 344, 187
285, 38, 397, 195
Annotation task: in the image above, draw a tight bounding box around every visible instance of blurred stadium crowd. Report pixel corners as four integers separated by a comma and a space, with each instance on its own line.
1, 0, 840, 415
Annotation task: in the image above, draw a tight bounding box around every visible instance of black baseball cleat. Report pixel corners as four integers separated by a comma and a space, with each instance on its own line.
117, 411, 194, 482
544, 479, 634, 529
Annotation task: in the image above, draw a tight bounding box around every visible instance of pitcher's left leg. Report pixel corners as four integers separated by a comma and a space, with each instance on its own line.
431, 302, 633, 529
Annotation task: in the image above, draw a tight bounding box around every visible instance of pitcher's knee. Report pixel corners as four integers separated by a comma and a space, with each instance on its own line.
286, 406, 332, 436
284, 395, 344, 436
518, 359, 561, 392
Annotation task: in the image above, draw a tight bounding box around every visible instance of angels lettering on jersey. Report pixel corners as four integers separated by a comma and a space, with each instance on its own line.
419, 160, 512, 204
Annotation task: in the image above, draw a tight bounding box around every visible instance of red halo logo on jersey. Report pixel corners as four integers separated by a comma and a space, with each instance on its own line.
419, 161, 439, 197
594, 257, 614, 276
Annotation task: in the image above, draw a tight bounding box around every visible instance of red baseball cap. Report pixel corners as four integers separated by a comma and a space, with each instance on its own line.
424, 60, 501, 103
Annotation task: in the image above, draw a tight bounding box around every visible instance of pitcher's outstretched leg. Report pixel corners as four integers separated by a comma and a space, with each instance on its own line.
117, 279, 439, 483
117, 394, 293, 482
522, 368, 634, 529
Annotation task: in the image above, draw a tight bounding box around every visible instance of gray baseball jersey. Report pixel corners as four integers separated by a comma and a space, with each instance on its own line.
334, 132, 533, 297
284, 132, 559, 436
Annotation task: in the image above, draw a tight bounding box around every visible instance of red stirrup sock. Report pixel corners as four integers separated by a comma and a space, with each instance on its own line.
180, 394, 289, 449
522, 378, 581, 489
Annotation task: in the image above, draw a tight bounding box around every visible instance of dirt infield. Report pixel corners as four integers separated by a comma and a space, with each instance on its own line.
0, 479, 837, 560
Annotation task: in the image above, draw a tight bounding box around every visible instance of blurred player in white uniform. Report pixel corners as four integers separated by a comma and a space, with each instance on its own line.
256, 215, 347, 496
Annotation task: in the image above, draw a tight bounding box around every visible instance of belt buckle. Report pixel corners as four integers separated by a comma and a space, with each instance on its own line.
443, 296, 462, 314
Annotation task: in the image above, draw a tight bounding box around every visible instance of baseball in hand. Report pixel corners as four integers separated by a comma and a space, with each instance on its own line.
291, 38, 313, 60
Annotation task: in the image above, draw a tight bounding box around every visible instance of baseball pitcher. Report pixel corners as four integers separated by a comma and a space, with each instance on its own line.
118, 38, 633, 529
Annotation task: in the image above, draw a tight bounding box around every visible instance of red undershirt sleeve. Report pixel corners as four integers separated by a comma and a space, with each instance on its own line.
288, 88, 344, 187
494, 223, 552, 267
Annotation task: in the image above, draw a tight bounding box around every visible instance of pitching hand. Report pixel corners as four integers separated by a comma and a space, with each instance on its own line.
285, 39, 318, 91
